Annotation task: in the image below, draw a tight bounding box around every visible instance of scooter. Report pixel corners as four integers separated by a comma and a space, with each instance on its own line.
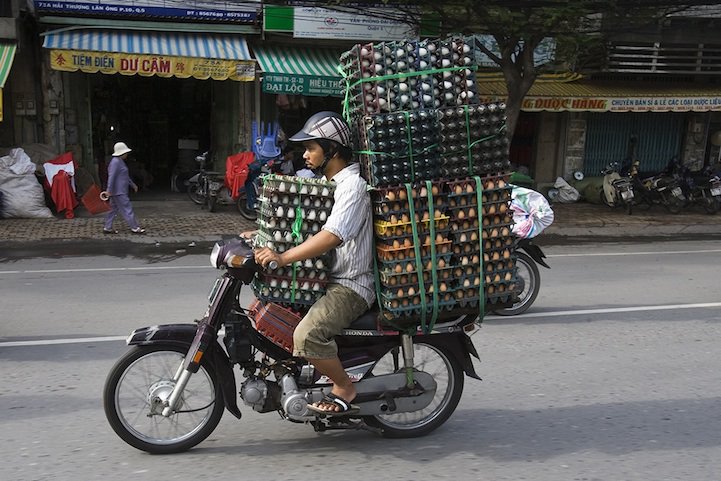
600, 161, 635, 215
669, 160, 721, 215
492, 237, 549, 316
628, 159, 686, 214
103, 238, 481, 454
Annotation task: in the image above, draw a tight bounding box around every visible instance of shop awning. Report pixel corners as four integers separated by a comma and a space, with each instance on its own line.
42, 29, 255, 81
0, 43, 17, 122
253, 45, 343, 97
477, 80, 721, 112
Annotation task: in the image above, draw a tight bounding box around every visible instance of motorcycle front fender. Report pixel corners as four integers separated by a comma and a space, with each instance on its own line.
186, 173, 200, 184
127, 324, 242, 419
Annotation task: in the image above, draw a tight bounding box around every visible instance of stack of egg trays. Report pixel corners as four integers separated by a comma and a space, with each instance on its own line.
340, 38, 479, 118
437, 103, 511, 179
445, 175, 518, 307
371, 182, 458, 322
354, 109, 440, 188
252, 175, 335, 311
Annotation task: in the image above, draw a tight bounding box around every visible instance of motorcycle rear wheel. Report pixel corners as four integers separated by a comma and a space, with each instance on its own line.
103, 345, 224, 454
701, 196, 719, 214
493, 252, 540, 316
236, 191, 258, 220
665, 196, 684, 214
364, 342, 463, 438
187, 184, 204, 205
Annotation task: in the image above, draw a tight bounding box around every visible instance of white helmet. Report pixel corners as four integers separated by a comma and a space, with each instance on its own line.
289, 111, 351, 149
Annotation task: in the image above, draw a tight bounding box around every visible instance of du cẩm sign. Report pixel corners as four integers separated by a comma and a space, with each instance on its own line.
33, 0, 260, 23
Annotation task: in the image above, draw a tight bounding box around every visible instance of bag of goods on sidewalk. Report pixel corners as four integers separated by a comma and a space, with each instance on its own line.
340, 37, 518, 332
250, 175, 335, 313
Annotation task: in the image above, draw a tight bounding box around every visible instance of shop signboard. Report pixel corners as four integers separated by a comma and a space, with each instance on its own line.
293, 6, 418, 40
479, 95, 721, 112
33, 0, 259, 23
262, 73, 343, 97
49, 49, 255, 81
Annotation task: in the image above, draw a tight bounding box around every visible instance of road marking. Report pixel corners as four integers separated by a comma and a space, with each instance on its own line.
548, 249, 721, 258
0, 336, 127, 347
0, 265, 210, 275
2, 303, 720, 347
485, 302, 721, 319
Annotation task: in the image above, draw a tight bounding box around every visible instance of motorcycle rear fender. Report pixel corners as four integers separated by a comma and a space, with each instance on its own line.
419, 332, 482, 380
518, 242, 550, 269
127, 324, 241, 419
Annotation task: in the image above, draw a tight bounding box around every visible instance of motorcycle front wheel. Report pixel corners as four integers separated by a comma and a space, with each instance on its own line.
701, 196, 720, 215
103, 345, 225, 454
664, 195, 684, 214
364, 342, 464, 438
187, 183, 204, 205
493, 252, 540, 316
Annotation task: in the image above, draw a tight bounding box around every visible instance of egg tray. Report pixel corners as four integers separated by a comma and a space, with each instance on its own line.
380, 296, 458, 317
259, 202, 332, 223
376, 240, 453, 262
252, 281, 325, 307
374, 216, 451, 238
376, 253, 454, 273
255, 273, 329, 292
450, 242, 481, 257
261, 174, 335, 196
378, 265, 456, 287
449, 228, 482, 243
479, 201, 512, 217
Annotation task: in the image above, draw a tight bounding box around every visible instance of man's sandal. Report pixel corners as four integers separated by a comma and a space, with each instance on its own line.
307, 393, 360, 416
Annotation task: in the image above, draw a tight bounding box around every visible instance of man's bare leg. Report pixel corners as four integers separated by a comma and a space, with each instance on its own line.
310, 357, 356, 412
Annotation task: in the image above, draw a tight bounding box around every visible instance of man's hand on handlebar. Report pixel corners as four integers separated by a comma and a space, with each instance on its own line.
254, 247, 284, 270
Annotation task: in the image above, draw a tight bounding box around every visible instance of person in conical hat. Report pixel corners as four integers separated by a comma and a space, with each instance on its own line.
101, 141, 146, 234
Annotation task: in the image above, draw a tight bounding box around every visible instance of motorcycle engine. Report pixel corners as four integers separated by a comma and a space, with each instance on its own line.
240, 378, 280, 413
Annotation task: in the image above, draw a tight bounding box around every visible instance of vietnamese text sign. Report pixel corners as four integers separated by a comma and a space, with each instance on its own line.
294, 6, 417, 41
34, 0, 259, 23
479, 94, 721, 112
262, 73, 343, 97
49, 49, 255, 81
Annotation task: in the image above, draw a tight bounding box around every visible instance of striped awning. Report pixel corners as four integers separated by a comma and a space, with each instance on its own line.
42, 29, 255, 81
253, 45, 343, 97
0, 43, 17, 89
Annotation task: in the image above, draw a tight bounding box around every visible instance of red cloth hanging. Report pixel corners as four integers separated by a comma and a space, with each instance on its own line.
50, 170, 79, 219
225, 152, 255, 200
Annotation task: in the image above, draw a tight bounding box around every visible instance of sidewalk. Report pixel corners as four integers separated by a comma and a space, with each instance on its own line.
1, 191, 721, 255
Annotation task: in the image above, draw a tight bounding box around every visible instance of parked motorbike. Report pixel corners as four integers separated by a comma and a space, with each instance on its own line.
103, 238, 481, 454
186, 151, 269, 219
668, 160, 721, 214
600, 161, 635, 214
492, 237, 549, 316
627, 159, 686, 214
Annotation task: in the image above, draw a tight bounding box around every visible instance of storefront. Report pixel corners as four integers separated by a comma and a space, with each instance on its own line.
40, 28, 256, 189
478, 80, 721, 182
252, 44, 345, 141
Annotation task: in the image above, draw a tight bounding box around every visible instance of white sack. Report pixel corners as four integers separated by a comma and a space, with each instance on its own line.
0, 149, 54, 218
553, 176, 580, 203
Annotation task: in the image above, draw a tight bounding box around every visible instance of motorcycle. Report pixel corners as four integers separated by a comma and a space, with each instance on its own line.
186, 151, 269, 219
627, 159, 686, 214
103, 238, 481, 454
492, 237, 549, 316
669, 160, 721, 215
600, 161, 635, 215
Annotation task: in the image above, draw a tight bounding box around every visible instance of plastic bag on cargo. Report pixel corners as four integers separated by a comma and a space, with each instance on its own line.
553, 176, 580, 203
510, 185, 555, 238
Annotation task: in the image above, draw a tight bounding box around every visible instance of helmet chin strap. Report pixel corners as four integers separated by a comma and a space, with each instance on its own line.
312, 154, 332, 176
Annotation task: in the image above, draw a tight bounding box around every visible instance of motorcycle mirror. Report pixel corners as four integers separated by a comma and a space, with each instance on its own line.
573, 171, 585, 181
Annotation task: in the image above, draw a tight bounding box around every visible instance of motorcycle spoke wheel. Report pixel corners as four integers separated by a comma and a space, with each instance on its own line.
493, 252, 540, 316
103, 346, 224, 454
365, 342, 463, 438
702, 197, 719, 214
236, 192, 258, 220
187, 184, 204, 205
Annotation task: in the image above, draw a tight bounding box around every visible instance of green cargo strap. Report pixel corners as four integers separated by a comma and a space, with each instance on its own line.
473, 176, 485, 321
463, 105, 473, 174
406, 183, 428, 332
289, 204, 303, 303
424, 180, 440, 333
403, 111, 416, 181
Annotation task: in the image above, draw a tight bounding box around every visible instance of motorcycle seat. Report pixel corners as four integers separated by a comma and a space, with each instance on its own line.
347, 309, 380, 330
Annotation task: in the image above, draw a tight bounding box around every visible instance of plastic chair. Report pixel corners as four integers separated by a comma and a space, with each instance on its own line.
252, 121, 281, 162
